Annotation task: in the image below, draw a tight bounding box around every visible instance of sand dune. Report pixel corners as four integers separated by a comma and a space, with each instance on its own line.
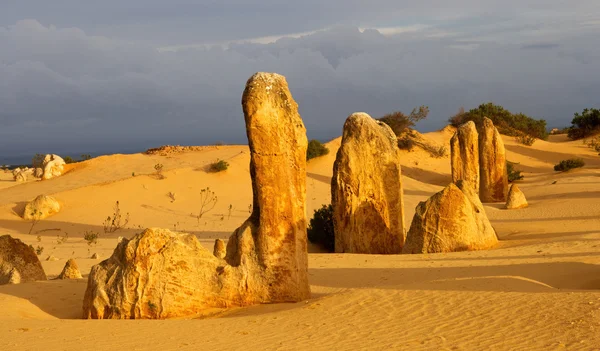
1, 131, 600, 350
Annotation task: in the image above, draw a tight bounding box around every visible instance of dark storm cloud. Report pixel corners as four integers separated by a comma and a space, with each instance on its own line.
0, 1, 600, 162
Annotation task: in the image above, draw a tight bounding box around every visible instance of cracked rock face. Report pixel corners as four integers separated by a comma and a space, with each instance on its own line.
479, 118, 508, 202
331, 112, 406, 254
450, 121, 480, 194
82, 72, 310, 319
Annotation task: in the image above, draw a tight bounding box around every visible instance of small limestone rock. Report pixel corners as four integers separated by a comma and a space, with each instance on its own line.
58, 259, 82, 279
90, 253, 99, 259
479, 118, 508, 202
213, 239, 226, 259
46, 255, 59, 262
42, 154, 65, 180
0, 235, 47, 285
505, 184, 528, 209
332, 112, 406, 254
402, 180, 498, 254
450, 121, 480, 194
23, 195, 61, 220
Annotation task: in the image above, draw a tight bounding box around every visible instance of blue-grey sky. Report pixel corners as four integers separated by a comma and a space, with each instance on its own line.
1, 1, 600, 163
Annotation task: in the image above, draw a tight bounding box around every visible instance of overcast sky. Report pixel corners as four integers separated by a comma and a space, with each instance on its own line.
1, 1, 600, 163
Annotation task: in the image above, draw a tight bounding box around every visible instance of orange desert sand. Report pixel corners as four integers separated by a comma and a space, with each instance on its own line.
1, 130, 599, 350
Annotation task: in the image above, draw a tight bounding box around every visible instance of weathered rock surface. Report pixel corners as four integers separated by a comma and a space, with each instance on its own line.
479, 118, 508, 202
58, 259, 83, 279
505, 184, 528, 209
213, 239, 226, 259
0, 235, 47, 285
23, 195, 61, 220
402, 180, 498, 254
13, 167, 33, 182
83, 72, 310, 319
450, 121, 480, 193
332, 112, 406, 254
42, 154, 65, 180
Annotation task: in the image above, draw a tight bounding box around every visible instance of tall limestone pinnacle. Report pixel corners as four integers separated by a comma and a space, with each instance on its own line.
83, 72, 310, 319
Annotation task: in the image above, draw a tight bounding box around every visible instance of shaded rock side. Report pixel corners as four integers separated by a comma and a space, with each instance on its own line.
0, 235, 47, 285
402, 181, 498, 254
505, 184, 528, 209
332, 112, 406, 254
83, 72, 310, 319
479, 118, 508, 202
450, 121, 480, 194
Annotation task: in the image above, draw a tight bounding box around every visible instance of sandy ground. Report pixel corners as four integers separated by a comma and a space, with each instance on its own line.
1, 130, 600, 350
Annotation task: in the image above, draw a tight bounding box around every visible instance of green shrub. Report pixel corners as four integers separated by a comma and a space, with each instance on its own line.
63, 156, 75, 164
209, 159, 229, 172
449, 102, 548, 140
378, 105, 429, 136
507, 161, 524, 182
568, 108, 600, 140
307, 140, 329, 160
307, 204, 335, 252
554, 158, 585, 172
515, 134, 536, 146
32, 154, 45, 168
80, 154, 92, 161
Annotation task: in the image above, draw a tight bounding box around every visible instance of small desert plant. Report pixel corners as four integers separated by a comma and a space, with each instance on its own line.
28, 209, 41, 234
307, 140, 330, 160
84, 231, 99, 246
209, 159, 229, 172
167, 191, 176, 202
56, 232, 69, 244
507, 161, 524, 182
584, 136, 600, 154
516, 134, 536, 146
378, 105, 429, 136
554, 158, 585, 172
35, 245, 44, 255
31, 154, 45, 168
197, 188, 218, 224
307, 204, 335, 252
397, 136, 415, 151
80, 154, 92, 161
63, 156, 75, 164
103, 201, 130, 233
448, 107, 467, 127
154, 163, 164, 179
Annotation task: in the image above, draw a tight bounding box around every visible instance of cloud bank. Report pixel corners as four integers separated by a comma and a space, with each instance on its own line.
1, 1, 599, 161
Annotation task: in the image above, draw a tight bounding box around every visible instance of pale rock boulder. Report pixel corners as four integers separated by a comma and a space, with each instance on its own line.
450, 121, 480, 193
58, 259, 83, 279
505, 184, 528, 209
42, 154, 65, 180
13, 167, 33, 182
213, 239, 226, 259
23, 195, 61, 220
402, 180, 498, 254
0, 235, 47, 285
83, 72, 310, 319
332, 112, 406, 254
479, 118, 508, 202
